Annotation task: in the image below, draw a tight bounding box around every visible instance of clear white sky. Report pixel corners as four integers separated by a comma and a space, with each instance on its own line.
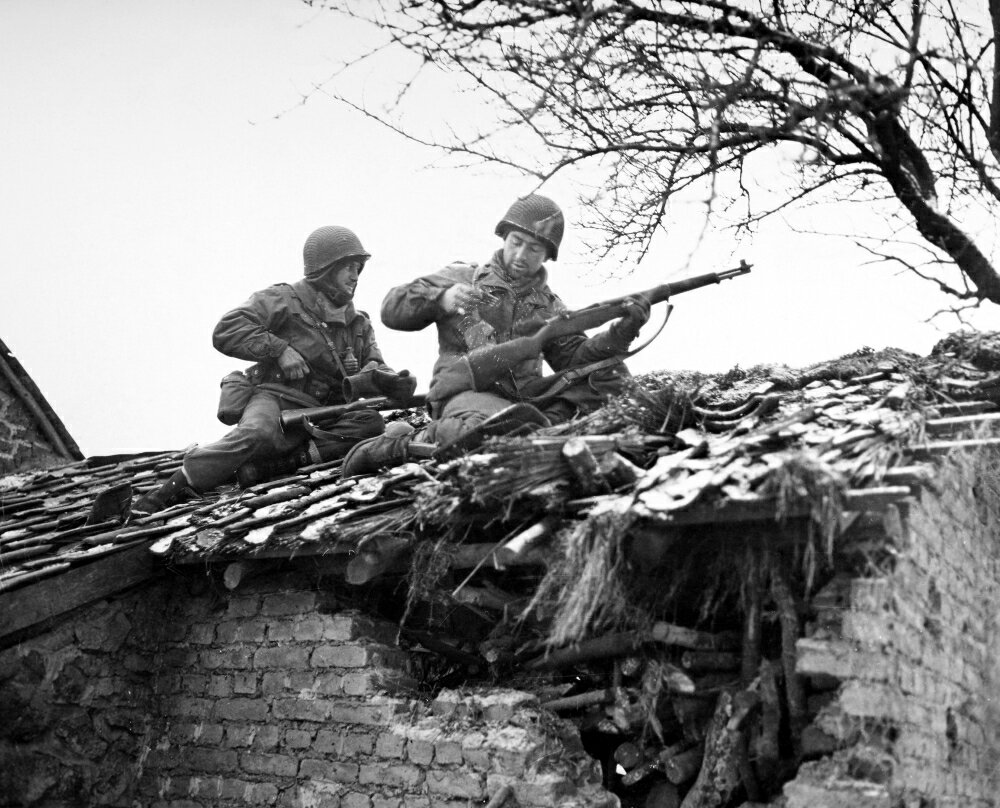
2, 0, 998, 455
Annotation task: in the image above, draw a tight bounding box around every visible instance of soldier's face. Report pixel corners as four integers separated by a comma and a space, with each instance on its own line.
316, 260, 363, 302
502, 230, 548, 281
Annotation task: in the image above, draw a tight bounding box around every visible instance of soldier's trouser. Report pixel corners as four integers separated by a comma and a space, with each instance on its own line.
419, 361, 630, 446
183, 390, 381, 491
418, 391, 514, 447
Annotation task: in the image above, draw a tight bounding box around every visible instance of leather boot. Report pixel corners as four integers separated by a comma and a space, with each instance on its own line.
130, 469, 197, 518
236, 450, 309, 489
340, 423, 415, 479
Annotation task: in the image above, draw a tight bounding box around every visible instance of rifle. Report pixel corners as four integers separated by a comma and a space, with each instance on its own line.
466, 259, 752, 388
280, 394, 428, 431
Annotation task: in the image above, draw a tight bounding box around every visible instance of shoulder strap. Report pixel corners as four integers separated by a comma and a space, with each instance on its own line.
285, 286, 351, 378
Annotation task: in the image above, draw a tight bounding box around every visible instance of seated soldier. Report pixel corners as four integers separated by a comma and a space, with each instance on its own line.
131, 225, 416, 517
341, 193, 649, 476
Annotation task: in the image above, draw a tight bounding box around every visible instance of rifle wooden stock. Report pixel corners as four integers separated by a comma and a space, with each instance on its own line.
280, 394, 428, 431
466, 260, 752, 386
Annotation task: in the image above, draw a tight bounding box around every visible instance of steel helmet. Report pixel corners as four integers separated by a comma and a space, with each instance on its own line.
303, 226, 371, 278
494, 194, 565, 260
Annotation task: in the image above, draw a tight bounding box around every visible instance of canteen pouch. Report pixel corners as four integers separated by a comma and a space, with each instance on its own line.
217, 370, 255, 425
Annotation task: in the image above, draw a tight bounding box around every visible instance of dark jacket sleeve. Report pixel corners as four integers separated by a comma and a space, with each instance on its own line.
212, 286, 292, 362
381, 264, 476, 332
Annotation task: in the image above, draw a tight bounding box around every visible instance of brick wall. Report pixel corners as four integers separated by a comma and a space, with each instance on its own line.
140, 572, 609, 808
788, 449, 1000, 807
0, 571, 610, 808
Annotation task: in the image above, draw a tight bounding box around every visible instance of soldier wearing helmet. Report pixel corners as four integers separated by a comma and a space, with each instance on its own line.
341, 194, 650, 477
131, 225, 417, 517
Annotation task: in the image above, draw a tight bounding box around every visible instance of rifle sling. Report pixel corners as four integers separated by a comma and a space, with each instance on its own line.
286, 287, 352, 379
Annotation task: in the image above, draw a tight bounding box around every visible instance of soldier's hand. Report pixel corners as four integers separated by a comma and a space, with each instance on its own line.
373, 369, 418, 402
277, 345, 310, 380
440, 284, 495, 315
614, 296, 651, 343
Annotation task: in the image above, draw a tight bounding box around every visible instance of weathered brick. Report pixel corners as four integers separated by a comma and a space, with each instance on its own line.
246, 783, 280, 805
251, 724, 280, 750
328, 699, 403, 726
224, 725, 258, 748
180, 674, 209, 695
216, 620, 267, 644
292, 616, 329, 641
225, 595, 260, 618
375, 730, 406, 759
217, 776, 255, 800
344, 732, 376, 757
181, 747, 239, 774
200, 647, 253, 670
254, 646, 310, 669
287, 782, 341, 808
406, 738, 434, 766
240, 752, 299, 777
233, 672, 257, 695
284, 729, 314, 749
262, 591, 318, 615
261, 670, 316, 695
164, 696, 213, 720
311, 644, 370, 668
187, 624, 216, 645
272, 697, 331, 722
206, 675, 233, 698
266, 620, 296, 642
425, 770, 484, 800
192, 723, 224, 746
314, 671, 345, 695
341, 793, 373, 808
160, 647, 199, 668
216, 697, 270, 723
359, 762, 423, 789
434, 740, 463, 765
300, 758, 360, 783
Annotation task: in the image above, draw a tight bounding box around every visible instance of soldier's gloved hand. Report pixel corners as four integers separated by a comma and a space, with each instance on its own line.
609, 296, 651, 345
277, 345, 310, 380
373, 369, 418, 402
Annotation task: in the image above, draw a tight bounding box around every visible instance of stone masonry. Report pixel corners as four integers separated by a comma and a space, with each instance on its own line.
0, 570, 611, 808
786, 449, 1000, 808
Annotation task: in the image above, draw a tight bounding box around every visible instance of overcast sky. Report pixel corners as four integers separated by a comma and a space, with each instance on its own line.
3, 0, 998, 456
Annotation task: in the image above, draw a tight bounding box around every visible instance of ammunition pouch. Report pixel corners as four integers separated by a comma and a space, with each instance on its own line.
217, 371, 255, 425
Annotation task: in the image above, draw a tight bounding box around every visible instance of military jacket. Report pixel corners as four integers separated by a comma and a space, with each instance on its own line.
213, 279, 387, 405
381, 251, 628, 404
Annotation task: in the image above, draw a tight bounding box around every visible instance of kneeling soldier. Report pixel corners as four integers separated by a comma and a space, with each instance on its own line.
341, 193, 648, 477
132, 225, 416, 517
